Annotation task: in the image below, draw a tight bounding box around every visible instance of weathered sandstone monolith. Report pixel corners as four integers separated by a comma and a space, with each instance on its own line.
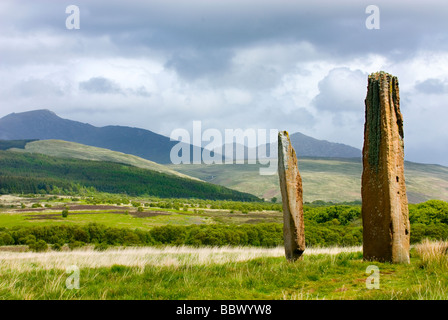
278, 131, 305, 261
362, 71, 410, 264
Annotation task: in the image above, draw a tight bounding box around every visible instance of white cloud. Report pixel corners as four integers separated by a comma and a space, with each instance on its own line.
1, 0, 448, 166
313, 67, 368, 112
11, 78, 65, 98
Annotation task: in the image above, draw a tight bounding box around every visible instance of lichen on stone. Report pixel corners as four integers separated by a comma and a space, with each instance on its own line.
366, 74, 382, 169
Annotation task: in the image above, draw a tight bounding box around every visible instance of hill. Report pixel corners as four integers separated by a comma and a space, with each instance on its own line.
0, 150, 260, 201
8, 139, 197, 181
0, 110, 362, 165
169, 158, 448, 203
0, 109, 201, 164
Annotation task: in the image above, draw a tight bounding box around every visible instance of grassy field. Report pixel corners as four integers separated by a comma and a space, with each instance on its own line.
0, 241, 447, 300
0, 195, 282, 231
0, 207, 206, 230
1, 194, 447, 300
169, 159, 448, 203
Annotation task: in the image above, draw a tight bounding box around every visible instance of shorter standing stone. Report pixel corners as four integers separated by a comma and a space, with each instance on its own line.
278, 131, 305, 261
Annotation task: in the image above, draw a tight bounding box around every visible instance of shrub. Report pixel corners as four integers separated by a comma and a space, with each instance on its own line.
20, 235, 36, 245
73, 228, 89, 242
68, 241, 84, 250
131, 201, 141, 208
94, 242, 109, 251
28, 239, 48, 252
123, 232, 140, 245
62, 209, 69, 218
0, 233, 14, 246
104, 229, 123, 245
150, 225, 187, 245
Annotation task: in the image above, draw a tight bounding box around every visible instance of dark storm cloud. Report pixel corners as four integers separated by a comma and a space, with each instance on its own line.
165, 49, 233, 80
78, 77, 151, 97
79, 77, 123, 94
3, 0, 448, 78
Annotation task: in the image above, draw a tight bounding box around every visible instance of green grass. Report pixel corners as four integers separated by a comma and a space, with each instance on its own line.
169, 159, 448, 203
0, 198, 282, 231
0, 193, 283, 229
1, 248, 447, 300
1, 194, 447, 300
0, 209, 210, 231
0, 208, 283, 231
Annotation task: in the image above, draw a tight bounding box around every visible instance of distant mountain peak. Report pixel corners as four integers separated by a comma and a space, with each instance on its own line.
8, 109, 56, 116
287, 131, 361, 158
0, 109, 184, 163
0, 109, 361, 163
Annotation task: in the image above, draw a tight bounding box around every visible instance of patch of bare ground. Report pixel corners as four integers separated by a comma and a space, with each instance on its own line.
233, 212, 281, 218
244, 218, 279, 224
129, 211, 171, 218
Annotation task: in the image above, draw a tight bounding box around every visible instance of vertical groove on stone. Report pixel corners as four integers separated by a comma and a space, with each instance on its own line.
362, 71, 410, 264
278, 131, 305, 261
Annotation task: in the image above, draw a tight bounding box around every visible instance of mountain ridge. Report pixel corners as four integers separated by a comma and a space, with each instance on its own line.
0, 109, 186, 164
1, 109, 362, 163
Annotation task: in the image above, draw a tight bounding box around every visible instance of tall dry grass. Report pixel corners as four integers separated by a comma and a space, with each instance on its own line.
0, 245, 362, 272
413, 239, 448, 299
414, 239, 448, 269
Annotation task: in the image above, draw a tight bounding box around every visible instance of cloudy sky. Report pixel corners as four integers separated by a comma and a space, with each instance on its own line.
0, 0, 447, 165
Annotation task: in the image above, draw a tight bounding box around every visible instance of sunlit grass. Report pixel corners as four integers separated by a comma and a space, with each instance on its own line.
0, 245, 362, 271
1, 241, 447, 300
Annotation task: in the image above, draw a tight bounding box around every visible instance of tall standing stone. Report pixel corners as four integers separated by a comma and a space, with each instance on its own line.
362, 71, 410, 264
278, 131, 305, 261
